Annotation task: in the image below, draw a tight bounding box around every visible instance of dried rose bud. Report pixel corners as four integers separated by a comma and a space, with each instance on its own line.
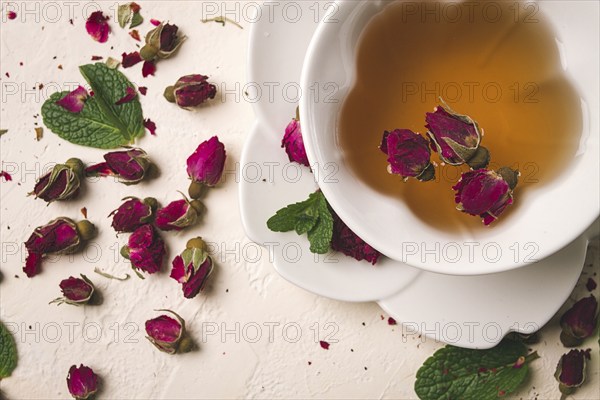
186, 136, 226, 198
66, 364, 98, 400
155, 196, 203, 232
379, 129, 435, 182
560, 295, 598, 347
170, 237, 214, 299
330, 210, 381, 265
32, 158, 84, 203
121, 224, 165, 275
426, 104, 490, 169
145, 309, 193, 354
56, 86, 90, 113
554, 349, 591, 396
24, 218, 96, 278
109, 197, 157, 233
85, 11, 110, 43
140, 22, 185, 61
50, 275, 95, 306
282, 118, 310, 167
85, 148, 151, 185
164, 74, 217, 109
453, 167, 518, 225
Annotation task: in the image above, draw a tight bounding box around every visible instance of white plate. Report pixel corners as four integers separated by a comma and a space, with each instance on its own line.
240, 0, 596, 348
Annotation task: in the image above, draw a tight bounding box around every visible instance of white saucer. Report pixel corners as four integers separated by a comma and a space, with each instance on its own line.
240, 0, 595, 349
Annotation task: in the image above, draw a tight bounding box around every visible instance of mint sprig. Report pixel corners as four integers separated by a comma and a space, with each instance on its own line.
0, 321, 18, 379
42, 63, 144, 149
415, 339, 539, 400
267, 191, 333, 254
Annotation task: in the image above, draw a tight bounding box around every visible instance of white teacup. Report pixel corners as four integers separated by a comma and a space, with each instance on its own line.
300, 0, 599, 275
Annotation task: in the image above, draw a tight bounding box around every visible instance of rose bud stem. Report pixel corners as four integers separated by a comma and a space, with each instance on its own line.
466, 146, 491, 170
188, 181, 208, 200
163, 86, 176, 103
76, 220, 97, 241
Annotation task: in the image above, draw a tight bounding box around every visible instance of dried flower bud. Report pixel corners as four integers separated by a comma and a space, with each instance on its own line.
50, 275, 95, 306
380, 129, 435, 182
140, 23, 185, 61
170, 237, 214, 299
24, 218, 96, 278
85, 148, 151, 185
560, 295, 598, 347
155, 196, 203, 232
554, 349, 591, 396
145, 309, 192, 354
32, 158, 84, 203
109, 197, 157, 233
282, 118, 310, 167
187, 136, 226, 198
66, 364, 98, 400
121, 224, 165, 275
330, 210, 381, 265
164, 74, 217, 109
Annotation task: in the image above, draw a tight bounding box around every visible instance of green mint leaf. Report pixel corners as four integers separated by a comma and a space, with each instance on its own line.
267, 191, 333, 254
42, 63, 144, 149
117, 3, 133, 28
130, 11, 143, 28
0, 321, 18, 379
415, 339, 539, 400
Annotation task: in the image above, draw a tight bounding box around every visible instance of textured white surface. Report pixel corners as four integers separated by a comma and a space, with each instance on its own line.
0, 1, 598, 399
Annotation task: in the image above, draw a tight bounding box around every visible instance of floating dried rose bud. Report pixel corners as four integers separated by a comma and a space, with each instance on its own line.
142, 60, 156, 77
331, 209, 381, 265
453, 167, 518, 225
121, 224, 165, 275
554, 349, 591, 396
426, 103, 489, 169
50, 275, 95, 306
56, 86, 89, 113
85, 11, 110, 43
380, 129, 435, 182
67, 364, 98, 400
560, 295, 598, 347
85, 148, 151, 185
163, 74, 217, 109
140, 22, 185, 61
115, 86, 137, 105
24, 218, 96, 278
32, 158, 83, 203
170, 237, 214, 299
121, 51, 143, 68
110, 197, 157, 233
282, 118, 310, 167
186, 136, 226, 198
155, 196, 203, 232
145, 310, 192, 354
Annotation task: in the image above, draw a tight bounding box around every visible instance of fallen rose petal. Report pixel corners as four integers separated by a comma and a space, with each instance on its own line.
319, 341, 330, 350
7, 11, 17, 20
91, 55, 103, 61
85, 11, 110, 43
586, 278, 597, 292
130, 2, 141, 13
388, 317, 397, 325
139, 86, 148, 95
121, 51, 143, 68
129, 29, 141, 41
56, 86, 89, 113
142, 60, 156, 77
282, 118, 309, 167
115, 86, 137, 105
150, 18, 161, 26
0, 171, 12, 182
144, 118, 156, 135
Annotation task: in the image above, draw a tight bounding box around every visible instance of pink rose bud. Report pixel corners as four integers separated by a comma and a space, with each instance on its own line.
170, 237, 214, 299
331, 210, 381, 265
121, 225, 166, 275
379, 129, 435, 182
554, 349, 591, 396
155, 196, 203, 232
55, 86, 90, 113
186, 136, 226, 199
453, 167, 519, 225
560, 295, 598, 347
140, 22, 186, 61
110, 197, 158, 233
85, 148, 152, 185
145, 310, 193, 354
426, 103, 489, 169
85, 11, 110, 43
32, 158, 84, 203
66, 364, 98, 400
164, 74, 217, 109
24, 218, 96, 278
50, 275, 95, 306
282, 118, 310, 167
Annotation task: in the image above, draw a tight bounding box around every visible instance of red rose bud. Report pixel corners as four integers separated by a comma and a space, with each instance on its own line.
67, 364, 98, 400
186, 136, 226, 198
331, 210, 381, 265
85, 11, 110, 43
380, 129, 435, 182
155, 196, 203, 232
164, 74, 217, 109
554, 349, 591, 396
110, 197, 157, 233
85, 148, 151, 185
282, 118, 310, 167
426, 103, 489, 169
50, 274, 95, 306
56, 86, 90, 113
24, 218, 96, 278
560, 295, 598, 347
121, 224, 166, 275
32, 158, 84, 203
140, 22, 186, 61
170, 237, 214, 299
145, 310, 192, 354
453, 167, 518, 225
